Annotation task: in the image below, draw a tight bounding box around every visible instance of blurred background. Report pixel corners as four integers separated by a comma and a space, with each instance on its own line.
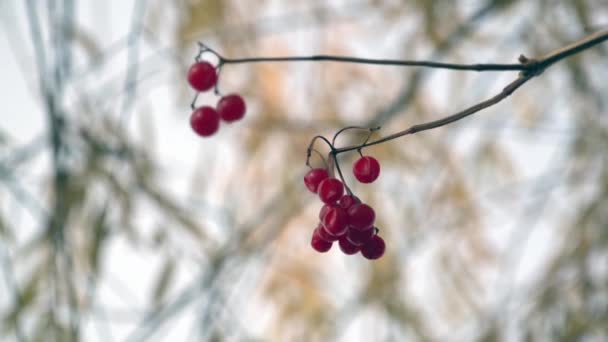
1, 0, 608, 341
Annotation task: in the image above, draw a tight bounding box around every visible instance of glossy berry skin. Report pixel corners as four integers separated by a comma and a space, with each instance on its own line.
217, 94, 246, 122
339, 236, 360, 255
311, 228, 332, 253
322, 206, 349, 236
316, 224, 339, 242
304, 168, 329, 194
190, 106, 220, 137
353, 156, 381, 183
318, 204, 334, 221
347, 203, 375, 231
317, 178, 344, 204
187, 62, 217, 92
346, 226, 375, 246
338, 195, 361, 210
361, 235, 385, 260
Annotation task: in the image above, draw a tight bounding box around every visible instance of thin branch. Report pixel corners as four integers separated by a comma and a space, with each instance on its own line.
538, 28, 608, 68
331, 126, 380, 147
26, 1, 82, 340
196, 28, 608, 161
202, 28, 608, 75
305, 135, 333, 167
120, 0, 146, 124
0, 241, 27, 342
330, 152, 352, 195
332, 28, 608, 154
334, 74, 532, 154
198, 39, 526, 72
368, 0, 504, 126
220, 54, 525, 71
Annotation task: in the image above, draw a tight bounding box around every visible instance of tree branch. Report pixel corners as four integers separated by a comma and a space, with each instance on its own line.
221, 53, 526, 71
200, 29, 608, 75
332, 28, 608, 154
198, 28, 608, 156
199, 42, 526, 72
335, 74, 533, 153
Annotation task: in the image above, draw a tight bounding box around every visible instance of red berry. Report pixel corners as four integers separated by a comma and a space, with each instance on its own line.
319, 204, 334, 221
311, 228, 332, 253
304, 168, 329, 194
217, 94, 246, 122
318, 178, 344, 204
338, 236, 360, 255
187, 62, 217, 92
347, 203, 375, 231
353, 156, 381, 183
317, 224, 339, 242
338, 195, 361, 210
361, 235, 385, 260
190, 106, 220, 137
346, 226, 375, 246
322, 206, 349, 236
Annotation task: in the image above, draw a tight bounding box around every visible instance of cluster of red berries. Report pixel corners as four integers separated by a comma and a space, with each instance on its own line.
187, 61, 246, 137
304, 155, 385, 259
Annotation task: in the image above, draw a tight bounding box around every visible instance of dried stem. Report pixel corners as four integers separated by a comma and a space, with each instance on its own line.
334, 74, 532, 154
197, 28, 608, 188
331, 28, 608, 154
198, 28, 607, 75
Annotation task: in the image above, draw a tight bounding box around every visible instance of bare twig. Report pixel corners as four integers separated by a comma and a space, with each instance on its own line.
332, 28, 608, 154
219, 54, 525, 71
334, 74, 533, 154
199, 29, 607, 75
198, 40, 525, 72
197, 26, 608, 158
120, 0, 146, 124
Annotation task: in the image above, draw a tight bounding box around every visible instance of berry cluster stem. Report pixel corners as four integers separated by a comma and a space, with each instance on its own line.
334, 73, 531, 154
215, 53, 525, 71
199, 28, 608, 156
331, 152, 352, 195
198, 28, 607, 73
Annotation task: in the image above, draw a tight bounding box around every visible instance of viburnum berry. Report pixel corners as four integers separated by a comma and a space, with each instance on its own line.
338, 236, 360, 255
187, 61, 217, 92
318, 203, 334, 221
322, 206, 349, 236
190, 106, 220, 137
361, 235, 385, 260
217, 94, 246, 122
338, 195, 360, 210
346, 226, 375, 246
347, 203, 375, 231
317, 178, 344, 204
304, 168, 329, 194
311, 228, 332, 253
316, 223, 339, 242
353, 156, 381, 183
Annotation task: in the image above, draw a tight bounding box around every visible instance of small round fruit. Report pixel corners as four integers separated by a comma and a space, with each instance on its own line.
318, 178, 344, 204
353, 156, 380, 183
347, 203, 375, 231
322, 206, 349, 236
304, 168, 329, 194
190, 106, 220, 137
319, 204, 334, 221
346, 226, 375, 246
317, 224, 339, 242
339, 236, 360, 255
217, 94, 246, 122
338, 195, 361, 210
311, 228, 332, 253
361, 235, 385, 260
187, 61, 217, 92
